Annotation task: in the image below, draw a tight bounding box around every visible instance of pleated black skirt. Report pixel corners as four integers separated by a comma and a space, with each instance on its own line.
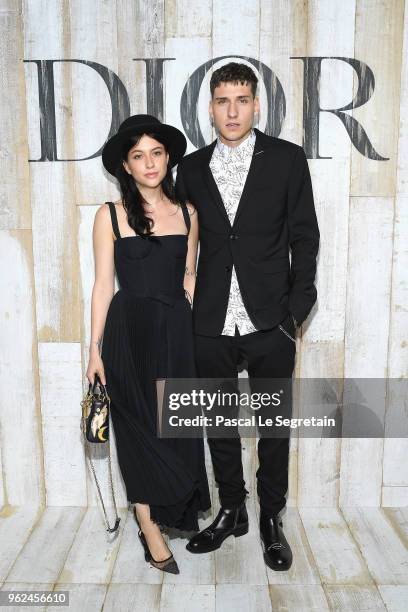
101, 289, 211, 531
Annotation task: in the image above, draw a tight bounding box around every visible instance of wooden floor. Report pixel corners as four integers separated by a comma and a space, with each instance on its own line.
0, 502, 407, 611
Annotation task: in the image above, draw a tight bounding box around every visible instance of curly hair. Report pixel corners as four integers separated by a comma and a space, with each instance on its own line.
210, 62, 258, 98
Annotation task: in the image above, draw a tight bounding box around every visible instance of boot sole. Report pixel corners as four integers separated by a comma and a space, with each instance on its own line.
186, 522, 249, 554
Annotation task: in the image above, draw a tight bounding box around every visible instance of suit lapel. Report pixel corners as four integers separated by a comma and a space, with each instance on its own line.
201, 141, 231, 227
200, 129, 271, 228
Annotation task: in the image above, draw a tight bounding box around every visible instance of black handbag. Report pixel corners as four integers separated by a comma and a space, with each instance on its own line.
80, 374, 121, 533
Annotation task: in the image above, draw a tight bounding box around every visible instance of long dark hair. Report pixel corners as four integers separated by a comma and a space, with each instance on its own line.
114, 132, 179, 237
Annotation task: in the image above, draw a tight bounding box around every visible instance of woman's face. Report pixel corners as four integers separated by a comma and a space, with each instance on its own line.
123, 134, 169, 188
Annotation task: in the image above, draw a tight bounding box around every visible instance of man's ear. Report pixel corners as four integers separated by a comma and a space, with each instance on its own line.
254, 95, 260, 114
208, 99, 214, 120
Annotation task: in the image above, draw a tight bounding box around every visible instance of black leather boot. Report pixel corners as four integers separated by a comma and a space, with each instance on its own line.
186, 502, 248, 553
259, 510, 293, 571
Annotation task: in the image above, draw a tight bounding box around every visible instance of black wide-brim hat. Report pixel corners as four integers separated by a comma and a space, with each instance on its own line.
102, 114, 187, 176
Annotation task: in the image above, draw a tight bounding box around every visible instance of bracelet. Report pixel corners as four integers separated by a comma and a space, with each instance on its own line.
185, 266, 196, 276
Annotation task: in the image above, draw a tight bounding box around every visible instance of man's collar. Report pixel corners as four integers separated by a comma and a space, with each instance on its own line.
215, 128, 256, 158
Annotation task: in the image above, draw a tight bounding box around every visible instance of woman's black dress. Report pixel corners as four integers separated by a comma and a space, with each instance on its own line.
101, 201, 211, 531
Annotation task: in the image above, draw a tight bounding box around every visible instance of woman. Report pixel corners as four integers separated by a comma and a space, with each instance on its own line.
86, 115, 211, 574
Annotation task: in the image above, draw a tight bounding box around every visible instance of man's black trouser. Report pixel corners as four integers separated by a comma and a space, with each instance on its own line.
194, 314, 296, 516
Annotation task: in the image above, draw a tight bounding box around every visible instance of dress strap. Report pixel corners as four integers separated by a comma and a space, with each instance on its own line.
180, 201, 191, 236
106, 201, 121, 239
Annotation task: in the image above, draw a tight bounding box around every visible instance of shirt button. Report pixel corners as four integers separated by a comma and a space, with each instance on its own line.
229, 233, 239, 240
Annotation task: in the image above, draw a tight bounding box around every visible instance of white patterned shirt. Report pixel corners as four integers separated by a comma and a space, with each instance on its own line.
209, 130, 258, 336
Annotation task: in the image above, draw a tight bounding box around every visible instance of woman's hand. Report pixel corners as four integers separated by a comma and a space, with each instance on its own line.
86, 345, 106, 385
185, 288, 193, 309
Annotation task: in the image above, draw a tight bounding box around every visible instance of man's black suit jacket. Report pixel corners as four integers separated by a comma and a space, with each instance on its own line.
176, 128, 320, 337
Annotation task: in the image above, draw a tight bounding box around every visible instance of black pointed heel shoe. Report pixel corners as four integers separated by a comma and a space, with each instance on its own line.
133, 506, 179, 574
137, 530, 180, 574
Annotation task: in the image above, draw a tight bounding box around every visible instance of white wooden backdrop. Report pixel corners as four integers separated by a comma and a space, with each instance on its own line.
0, 0, 407, 515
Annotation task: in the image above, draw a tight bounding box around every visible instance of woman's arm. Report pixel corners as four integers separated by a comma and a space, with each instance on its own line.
183, 203, 198, 307
87, 204, 115, 384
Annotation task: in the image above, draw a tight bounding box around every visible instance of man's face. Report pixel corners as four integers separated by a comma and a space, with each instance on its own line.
209, 81, 260, 147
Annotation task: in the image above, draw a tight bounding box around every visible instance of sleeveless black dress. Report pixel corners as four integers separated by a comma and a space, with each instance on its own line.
101, 201, 211, 531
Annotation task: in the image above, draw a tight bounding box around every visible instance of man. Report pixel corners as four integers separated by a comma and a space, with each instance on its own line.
176, 62, 319, 571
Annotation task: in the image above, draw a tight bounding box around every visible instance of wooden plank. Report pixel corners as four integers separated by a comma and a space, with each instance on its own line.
0, 451, 3, 509
396, 4, 408, 197
216, 585, 271, 612
164, 36, 212, 153
50, 584, 107, 612
340, 438, 384, 508
302, 0, 356, 347
56, 507, 127, 585
0, 506, 40, 582
295, 0, 354, 512
297, 343, 343, 507
103, 584, 161, 612
116, 0, 165, 152
377, 586, 408, 612
23, 0, 81, 342
159, 585, 215, 611
383, 195, 408, 500
302, 0, 355, 336
351, 0, 405, 197
382, 507, 408, 547
69, 0, 119, 205
291, 1, 356, 510
382, 487, 408, 508
269, 585, 330, 611
165, 0, 212, 38
259, 0, 308, 144
324, 585, 386, 611
38, 342, 87, 506
302, 158, 351, 345
384, 3, 408, 505
341, 197, 394, 506
212, 0, 260, 58
0, 3, 31, 231
342, 507, 408, 585
264, 508, 321, 586
287, 434, 298, 509
307, 0, 357, 155
382, 438, 408, 492
299, 507, 373, 585
0, 230, 44, 505
6, 507, 85, 583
